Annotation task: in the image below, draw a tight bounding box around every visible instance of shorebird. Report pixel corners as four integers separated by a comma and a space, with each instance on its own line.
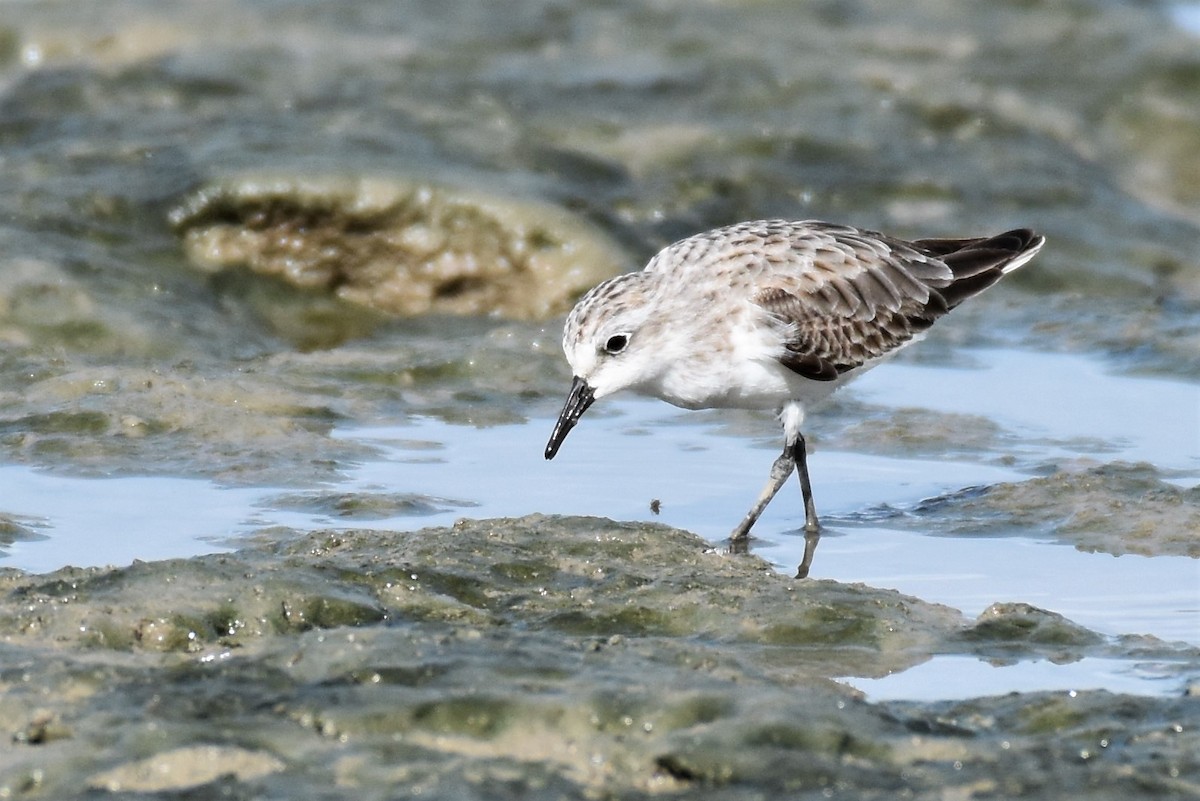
544, 220, 1044, 573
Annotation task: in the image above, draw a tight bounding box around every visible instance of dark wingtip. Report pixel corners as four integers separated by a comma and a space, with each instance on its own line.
931, 227, 1045, 309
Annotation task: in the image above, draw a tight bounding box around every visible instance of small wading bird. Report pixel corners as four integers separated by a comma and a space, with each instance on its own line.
544, 220, 1044, 576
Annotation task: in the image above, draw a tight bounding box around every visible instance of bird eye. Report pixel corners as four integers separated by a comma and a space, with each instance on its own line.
604, 334, 629, 354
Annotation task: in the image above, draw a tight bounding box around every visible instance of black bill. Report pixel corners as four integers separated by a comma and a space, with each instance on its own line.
544, 376, 596, 460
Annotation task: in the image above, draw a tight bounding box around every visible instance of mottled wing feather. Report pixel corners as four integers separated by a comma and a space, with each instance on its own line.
645, 220, 1040, 381
746, 223, 1043, 379
758, 287, 938, 379
751, 223, 953, 377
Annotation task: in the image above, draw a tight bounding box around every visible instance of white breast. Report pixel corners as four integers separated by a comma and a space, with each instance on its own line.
646, 310, 846, 412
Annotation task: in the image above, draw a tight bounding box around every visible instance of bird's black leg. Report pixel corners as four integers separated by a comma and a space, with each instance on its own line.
729, 433, 822, 578
791, 434, 820, 534
792, 434, 822, 577
729, 446, 796, 544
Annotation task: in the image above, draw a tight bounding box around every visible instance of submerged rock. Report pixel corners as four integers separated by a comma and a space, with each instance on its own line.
86, 746, 285, 793
911, 462, 1200, 558
959, 602, 1104, 662
169, 175, 626, 321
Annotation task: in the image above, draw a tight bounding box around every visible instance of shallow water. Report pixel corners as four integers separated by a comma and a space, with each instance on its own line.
1173, 2, 1200, 34
846, 654, 1192, 701
4, 347, 1196, 699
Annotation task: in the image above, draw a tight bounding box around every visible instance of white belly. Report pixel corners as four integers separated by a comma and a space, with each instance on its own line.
654, 358, 851, 411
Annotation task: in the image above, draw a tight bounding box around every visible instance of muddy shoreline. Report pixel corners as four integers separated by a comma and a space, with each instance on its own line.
3, 516, 1197, 799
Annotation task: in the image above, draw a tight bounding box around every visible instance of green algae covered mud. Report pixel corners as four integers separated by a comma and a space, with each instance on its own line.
2, 517, 1197, 799
170, 174, 626, 321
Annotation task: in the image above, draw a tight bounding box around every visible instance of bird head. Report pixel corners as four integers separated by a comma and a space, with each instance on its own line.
544, 272, 658, 459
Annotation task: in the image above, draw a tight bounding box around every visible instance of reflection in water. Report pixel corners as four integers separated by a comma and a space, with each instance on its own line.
729, 527, 820, 579
795, 529, 821, 579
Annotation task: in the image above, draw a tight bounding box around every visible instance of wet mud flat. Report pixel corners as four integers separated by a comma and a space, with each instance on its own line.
0, 0, 1197, 798
2, 515, 1197, 800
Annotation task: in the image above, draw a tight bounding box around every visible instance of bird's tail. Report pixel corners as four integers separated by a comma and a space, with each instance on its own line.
914, 229, 1046, 309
